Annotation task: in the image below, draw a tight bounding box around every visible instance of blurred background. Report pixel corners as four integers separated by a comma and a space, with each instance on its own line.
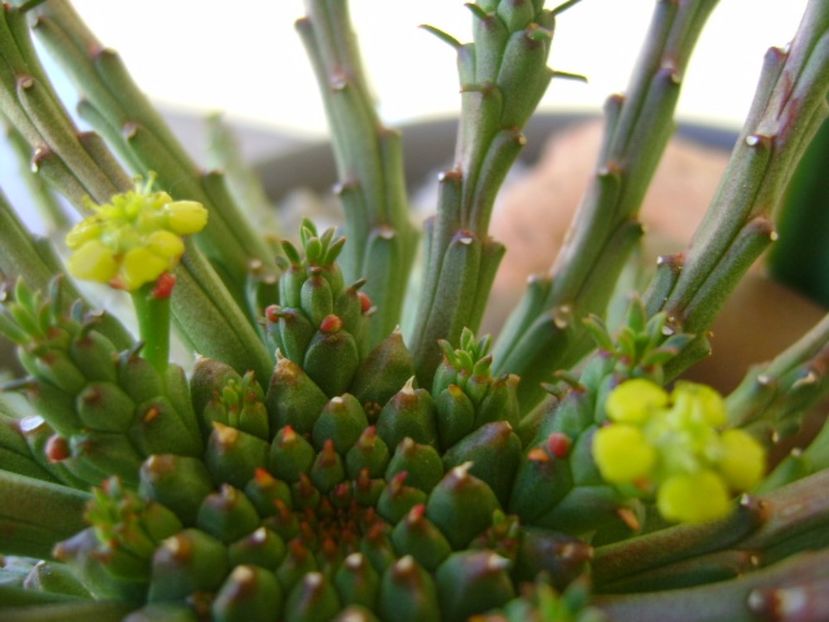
1, 0, 810, 231
61, 0, 808, 134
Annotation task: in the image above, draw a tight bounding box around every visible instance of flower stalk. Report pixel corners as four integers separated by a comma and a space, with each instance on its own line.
130, 279, 173, 375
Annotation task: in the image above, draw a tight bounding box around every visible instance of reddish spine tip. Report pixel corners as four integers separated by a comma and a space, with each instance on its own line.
45, 435, 69, 462
358, 426, 378, 447
366, 523, 386, 542
254, 467, 274, 484
322, 537, 338, 560
407, 503, 427, 523
390, 471, 409, 491
356, 468, 372, 490
616, 507, 641, 532
320, 439, 338, 464
297, 474, 316, 498
274, 499, 291, 519
82, 386, 102, 404
547, 432, 571, 458
393, 555, 416, 578
334, 482, 351, 501
320, 314, 343, 334
289, 538, 309, 561
152, 272, 177, 299
358, 291, 373, 314
265, 305, 281, 323
143, 406, 160, 423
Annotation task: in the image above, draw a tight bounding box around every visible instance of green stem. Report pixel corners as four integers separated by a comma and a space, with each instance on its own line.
759, 410, 829, 493
593, 469, 829, 589
130, 281, 171, 375
0, 602, 132, 621
298, 0, 417, 347
742, 468, 829, 550
595, 549, 829, 622
173, 242, 275, 387
0, 4, 128, 204
1, 111, 69, 231
410, 1, 564, 384
727, 313, 829, 430
205, 113, 277, 237
761, 314, 829, 383
769, 118, 829, 306
0, 470, 90, 559
0, 587, 88, 607
492, 0, 717, 412
593, 499, 764, 587
659, 0, 829, 346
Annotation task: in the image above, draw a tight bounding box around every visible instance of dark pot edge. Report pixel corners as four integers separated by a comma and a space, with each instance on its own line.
253, 112, 738, 201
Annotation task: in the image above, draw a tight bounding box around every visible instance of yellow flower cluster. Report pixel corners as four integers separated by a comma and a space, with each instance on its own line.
65, 178, 208, 291
593, 379, 766, 524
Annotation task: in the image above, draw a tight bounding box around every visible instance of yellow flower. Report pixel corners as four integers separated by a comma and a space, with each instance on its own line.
65, 219, 102, 248
165, 200, 208, 234
594, 378, 767, 525
120, 247, 169, 291
718, 429, 765, 491
67, 240, 118, 284
657, 470, 731, 524
146, 230, 185, 263
671, 381, 727, 427
605, 378, 668, 424
65, 176, 207, 291
593, 424, 656, 484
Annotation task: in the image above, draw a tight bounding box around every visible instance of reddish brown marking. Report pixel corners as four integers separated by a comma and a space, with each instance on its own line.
143, 406, 160, 423
152, 273, 176, 300
320, 314, 343, 334
547, 432, 572, 458
45, 435, 69, 462
358, 291, 373, 314
265, 305, 280, 323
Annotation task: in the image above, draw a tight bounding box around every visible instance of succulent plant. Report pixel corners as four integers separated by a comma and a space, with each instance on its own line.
1, 0, 828, 621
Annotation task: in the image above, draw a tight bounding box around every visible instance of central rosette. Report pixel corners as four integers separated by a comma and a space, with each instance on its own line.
51, 223, 592, 620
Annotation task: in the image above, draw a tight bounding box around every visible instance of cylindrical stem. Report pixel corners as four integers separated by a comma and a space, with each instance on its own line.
410, 1, 563, 384
298, 0, 417, 348
131, 278, 172, 375
493, 0, 718, 412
